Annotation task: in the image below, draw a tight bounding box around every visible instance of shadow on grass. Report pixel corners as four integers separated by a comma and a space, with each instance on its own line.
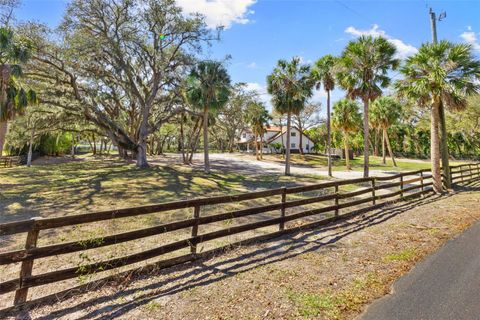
20, 192, 465, 320
0, 158, 322, 225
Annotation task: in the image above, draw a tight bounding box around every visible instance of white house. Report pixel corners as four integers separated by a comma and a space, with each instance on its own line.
238, 126, 315, 154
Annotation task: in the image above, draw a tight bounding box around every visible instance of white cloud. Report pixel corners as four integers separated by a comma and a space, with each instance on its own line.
460, 27, 480, 51
247, 62, 257, 69
345, 24, 418, 59
176, 0, 256, 29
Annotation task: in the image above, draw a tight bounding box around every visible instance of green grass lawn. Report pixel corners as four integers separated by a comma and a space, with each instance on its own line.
267, 154, 467, 172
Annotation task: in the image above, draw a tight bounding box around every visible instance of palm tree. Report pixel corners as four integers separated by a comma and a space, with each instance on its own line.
267, 57, 314, 175
312, 54, 337, 177
186, 60, 231, 173
396, 41, 480, 193
337, 35, 399, 178
245, 101, 271, 160
370, 96, 402, 167
0, 27, 35, 156
332, 99, 361, 170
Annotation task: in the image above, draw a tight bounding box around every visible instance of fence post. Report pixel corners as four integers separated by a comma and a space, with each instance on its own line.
190, 205, 200, 254
14, 217, 40, 305
334, 182, 339, 217
279, 187, 286, 231
420, 171, 424, 195
399, 175, 404, 199
461, 166, 464, 183
371, 178, 376, 205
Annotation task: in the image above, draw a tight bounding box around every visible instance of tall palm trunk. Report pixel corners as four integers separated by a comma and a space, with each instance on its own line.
385, 128, 397, 167
0, 65, 11, 157
254, 133, 259, 160
280, 123, 285, 159
362, 99, 370, 177
203, 107, 210, 173
326, 90, 332, 177
298, 122, 304, 157
27, 124, 35, 167
439, 101, 451, 189
374, 129, 379, 156
0, 121, 7, 156
260, 134, 264, 160
382, 129, 386, 164
431, 101, 442, 193
344, 134, 351, 170
285, 111, 292, 175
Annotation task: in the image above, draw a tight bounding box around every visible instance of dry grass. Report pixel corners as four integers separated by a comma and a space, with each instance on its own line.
7, 183, 479, 320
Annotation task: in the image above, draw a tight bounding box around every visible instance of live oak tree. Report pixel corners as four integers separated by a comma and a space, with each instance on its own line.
292, 102, 321, 156
216, 83, 255, 153
22, 0, 212, 167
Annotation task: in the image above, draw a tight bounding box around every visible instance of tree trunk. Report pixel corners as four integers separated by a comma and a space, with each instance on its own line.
285, 112, 291, 175
298, 123, 304, 156
70, 134, 75, 159
189, 118, 203, 164
327, 90, 332, 177
0, 121, 7, 156
180, 113, 186, 164
280, 123, 285, 159
92, 134, 97, 155
374, 129, 379, 157
27, 125, 35, 167
344, 134, 351, 170
255, 133, 259, 160
203, 107, 210, 173
0, 65, 11, 157
439, 101, 451, 189
385, 129, 397, 167
382, 129, 386, 164
136, 104, 150, 168
431, 101, 443, 193
260, 134, 264, 160
363, 99, 370, 177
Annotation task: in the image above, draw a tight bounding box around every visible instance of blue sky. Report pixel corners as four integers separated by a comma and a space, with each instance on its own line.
15, 0, 480, 114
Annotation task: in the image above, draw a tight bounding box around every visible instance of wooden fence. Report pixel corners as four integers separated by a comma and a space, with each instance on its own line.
1, 164, 479, 313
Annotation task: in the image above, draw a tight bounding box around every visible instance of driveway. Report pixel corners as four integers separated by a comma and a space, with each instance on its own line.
157, 153, 398, 179
360, 220, 480, 320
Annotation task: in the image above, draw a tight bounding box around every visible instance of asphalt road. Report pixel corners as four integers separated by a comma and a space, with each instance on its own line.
360, 220, 480, 320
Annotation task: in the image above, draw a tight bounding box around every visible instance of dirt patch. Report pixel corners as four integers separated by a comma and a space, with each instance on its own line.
7, 185, 480, 320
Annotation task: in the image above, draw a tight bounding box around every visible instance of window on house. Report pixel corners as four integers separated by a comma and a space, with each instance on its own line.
242, 133, 247, 138
291, 132, 296, 137
291, 143, 296, 148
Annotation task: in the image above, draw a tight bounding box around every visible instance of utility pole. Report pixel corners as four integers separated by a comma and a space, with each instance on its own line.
429, 8, 451, 189
429, 9, 438, 44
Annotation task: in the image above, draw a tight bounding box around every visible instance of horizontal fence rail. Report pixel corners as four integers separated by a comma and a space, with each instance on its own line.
1, 164, 479, 313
